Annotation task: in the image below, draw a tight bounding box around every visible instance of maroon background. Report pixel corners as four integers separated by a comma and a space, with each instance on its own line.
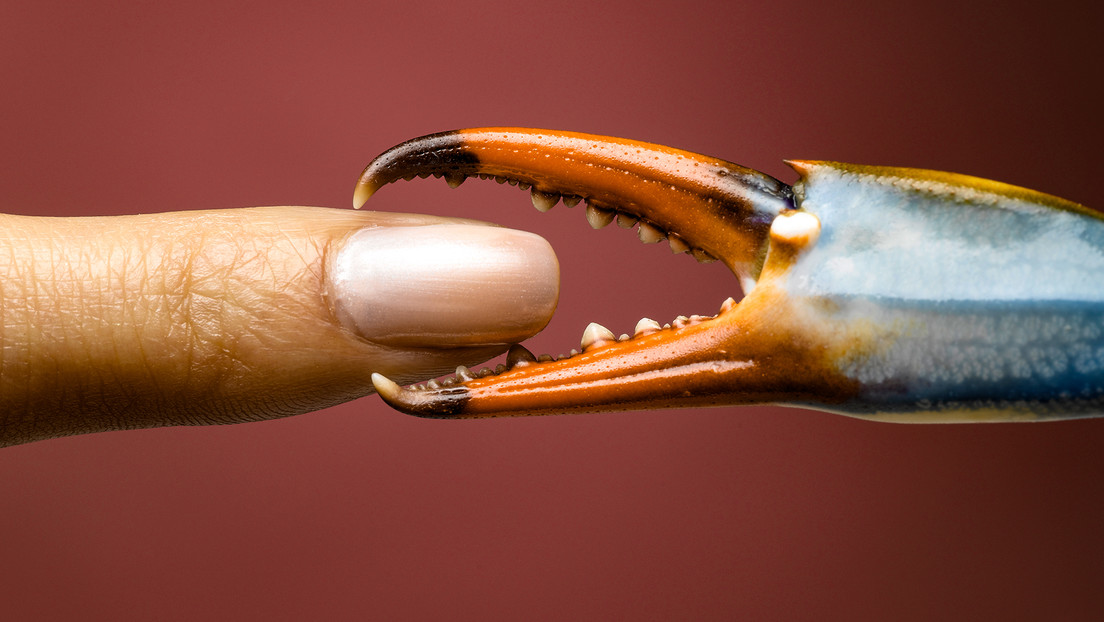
1, 1, 1102, 620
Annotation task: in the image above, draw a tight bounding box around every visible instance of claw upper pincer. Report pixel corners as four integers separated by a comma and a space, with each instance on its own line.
357, 128, 1104, 422
354, 129, 793, 286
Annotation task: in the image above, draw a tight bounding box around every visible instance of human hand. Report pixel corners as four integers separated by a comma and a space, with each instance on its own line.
0, 206, 558, 446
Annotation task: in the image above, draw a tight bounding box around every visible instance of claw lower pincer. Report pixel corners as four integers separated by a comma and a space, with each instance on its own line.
359, 128, 1104, 423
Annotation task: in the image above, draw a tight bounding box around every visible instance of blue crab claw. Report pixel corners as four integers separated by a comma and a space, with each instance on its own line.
355, 128, 1104, 422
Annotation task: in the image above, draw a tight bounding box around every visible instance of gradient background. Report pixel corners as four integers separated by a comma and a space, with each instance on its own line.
1, 1, 1102, 620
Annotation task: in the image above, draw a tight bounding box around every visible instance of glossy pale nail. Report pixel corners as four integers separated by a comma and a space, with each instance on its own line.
329, 224, 559, 347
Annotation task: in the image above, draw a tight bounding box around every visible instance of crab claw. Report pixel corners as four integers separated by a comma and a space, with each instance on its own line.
357, 128, 1104, 422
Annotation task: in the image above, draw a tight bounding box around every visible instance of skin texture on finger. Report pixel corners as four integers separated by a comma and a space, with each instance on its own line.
0, 207, 557, 446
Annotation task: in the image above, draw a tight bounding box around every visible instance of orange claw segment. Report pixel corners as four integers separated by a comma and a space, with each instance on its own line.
459, 292, 860, 417
373, 306, 860, 419
354, 128, 793, 282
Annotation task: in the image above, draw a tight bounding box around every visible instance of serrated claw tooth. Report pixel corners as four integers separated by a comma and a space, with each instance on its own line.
638, 221, 665, 243
719, 297, 737, 314
530, 190, 559, 212
561, 195, 581, 207
445, 172, 467, 188
455, 365, 475, 382
633, 317, 662, 336
581, 322, 617, 350
616, 213, 638, 228
668, 234, 690, 254
586, 203, 615, 229
506, 343, 537, 368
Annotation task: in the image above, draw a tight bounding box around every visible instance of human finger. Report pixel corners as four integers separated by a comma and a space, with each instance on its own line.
0, 206, 558, 446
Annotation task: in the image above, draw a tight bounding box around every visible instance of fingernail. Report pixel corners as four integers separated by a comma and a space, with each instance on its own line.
329, 224, 559, 347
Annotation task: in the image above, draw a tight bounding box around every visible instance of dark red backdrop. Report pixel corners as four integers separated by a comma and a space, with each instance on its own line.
2, 1, 1101, 620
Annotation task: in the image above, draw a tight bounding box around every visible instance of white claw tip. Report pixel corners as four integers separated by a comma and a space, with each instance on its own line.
371, 373, 403, 400
353, 184, 374, 209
